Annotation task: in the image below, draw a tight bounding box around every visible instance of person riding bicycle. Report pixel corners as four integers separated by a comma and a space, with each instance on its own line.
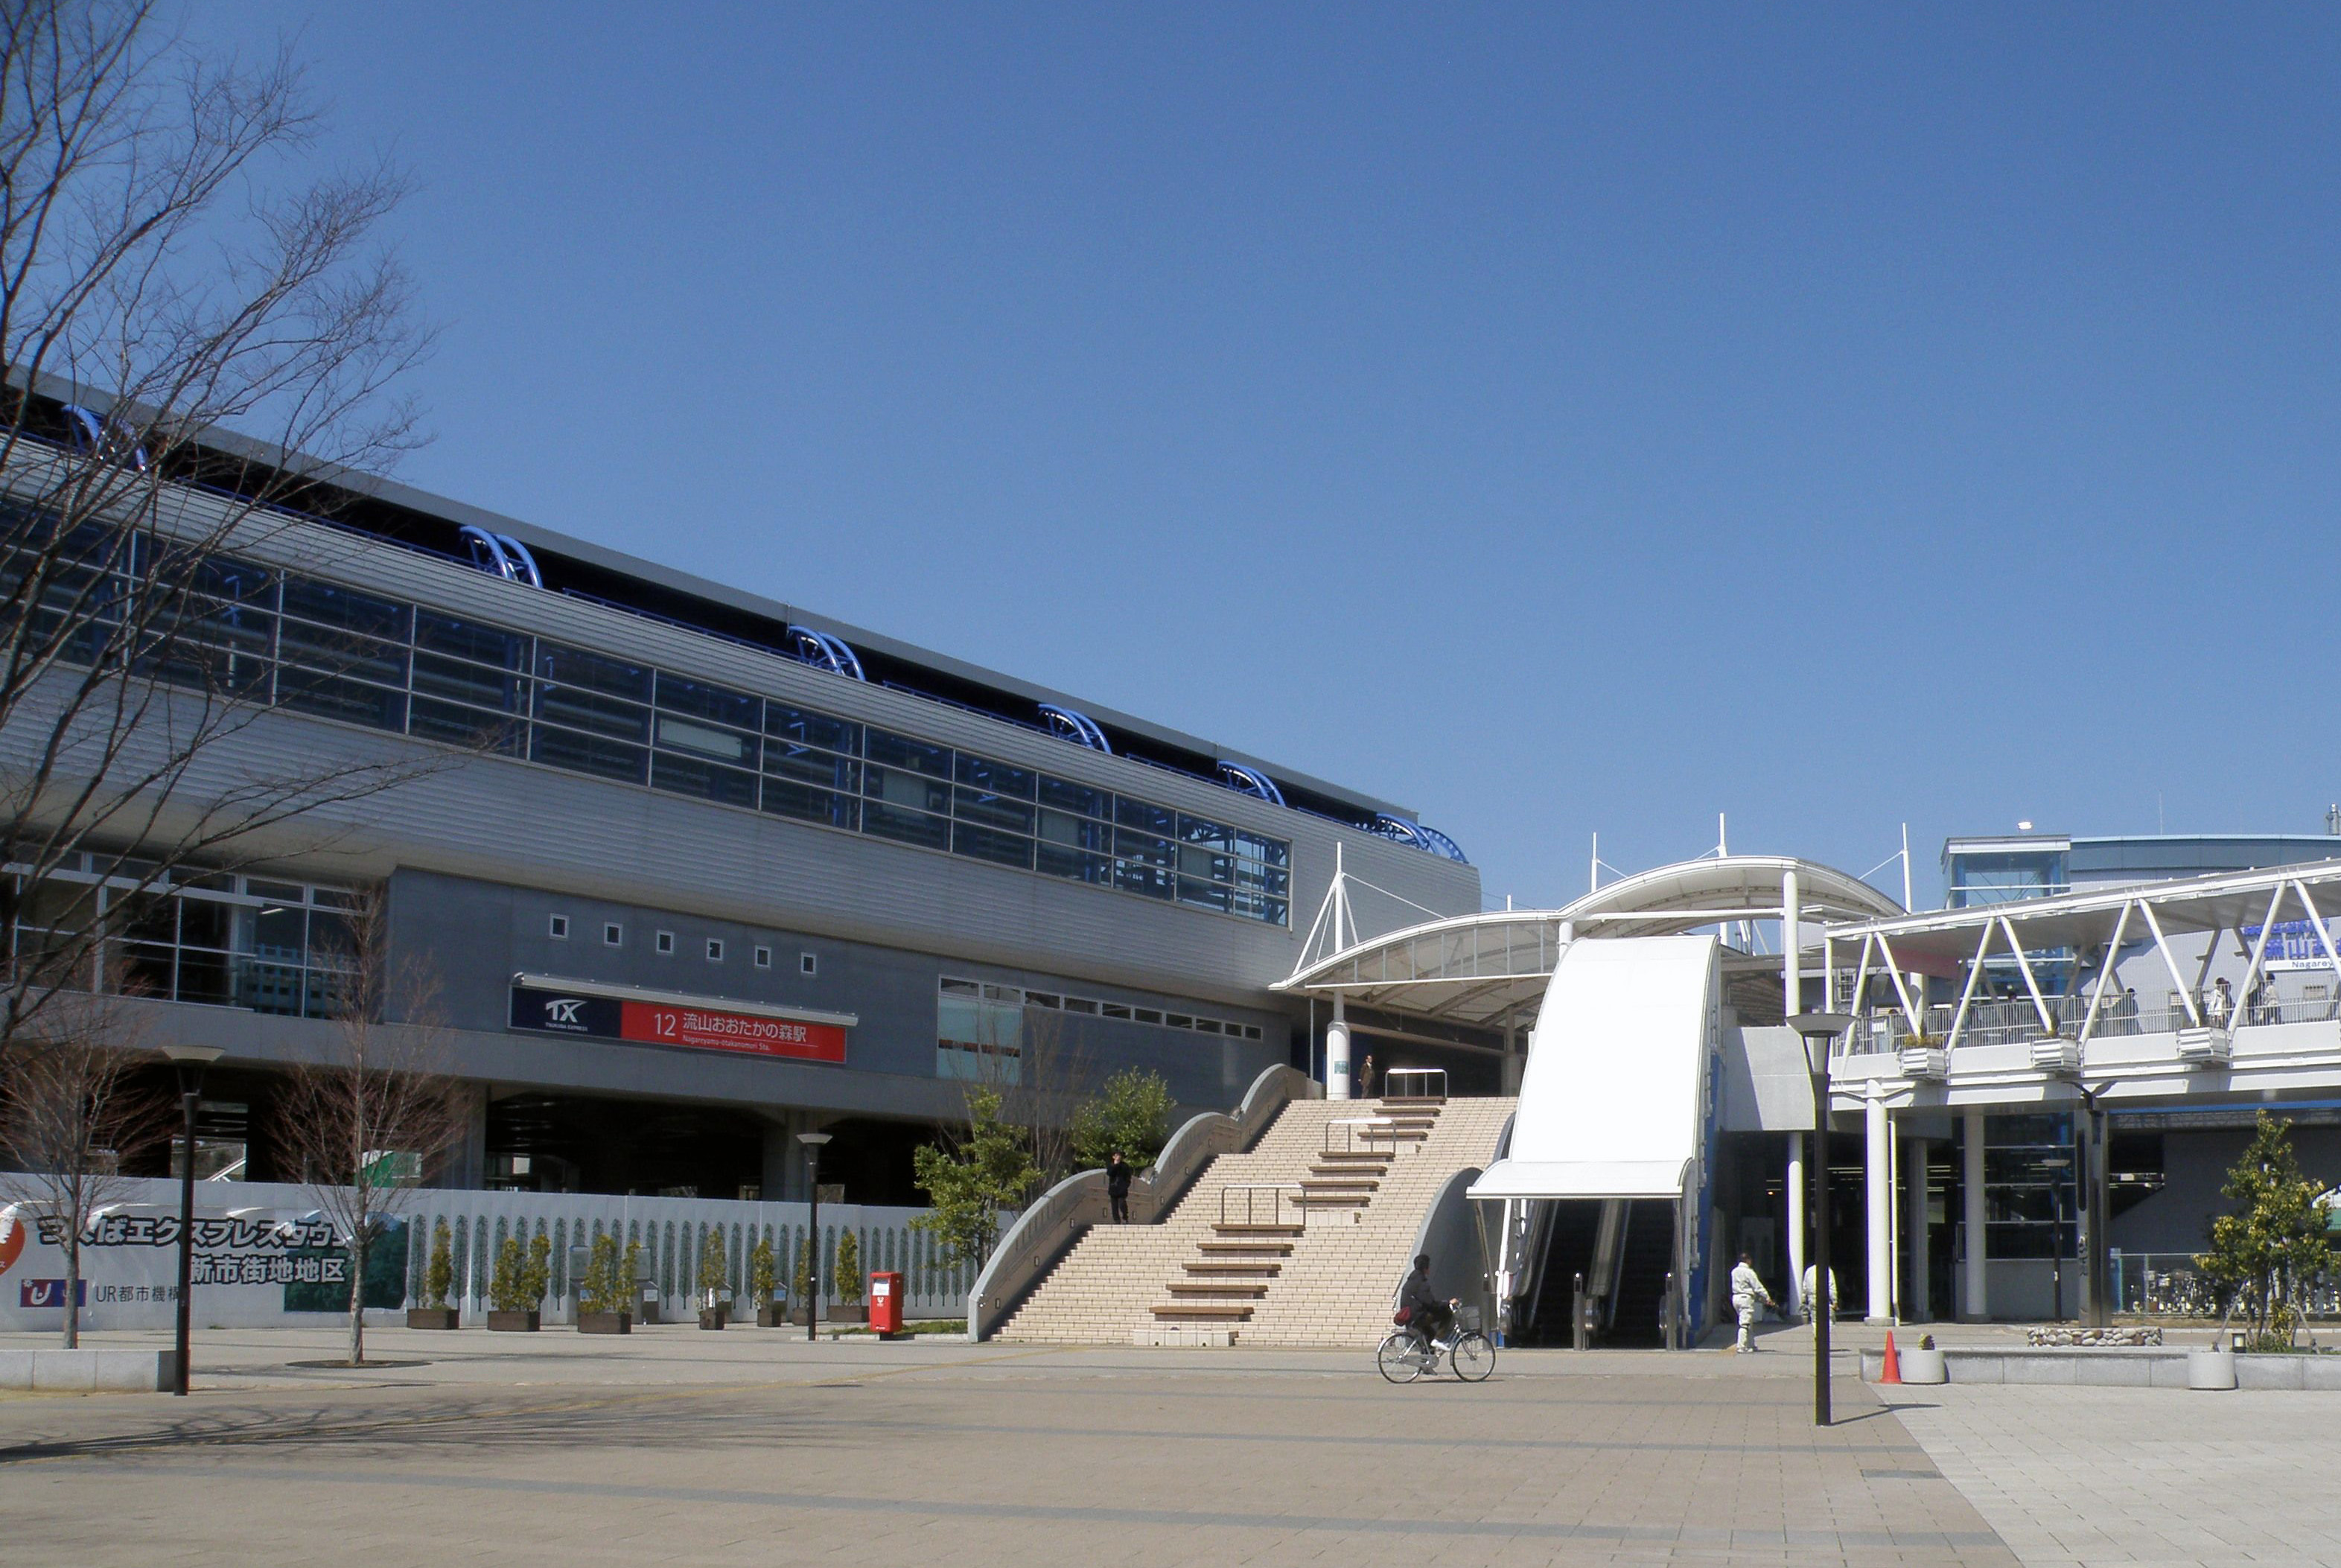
1396, 1253, 1452, 1351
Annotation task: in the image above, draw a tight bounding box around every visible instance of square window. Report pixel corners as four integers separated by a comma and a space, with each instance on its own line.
800, 952, 818, 977
754, 946, 772, 969
603, 922, 622, 946
656, 931, 675, 955
549, 915, 570, 940
706, 938, 724, 962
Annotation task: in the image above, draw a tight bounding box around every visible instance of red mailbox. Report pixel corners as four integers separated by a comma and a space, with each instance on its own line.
868, 1270, 905, 1337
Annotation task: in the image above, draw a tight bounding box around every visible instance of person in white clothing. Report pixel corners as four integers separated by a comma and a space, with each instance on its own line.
1729, 1253, 1774, 1353
1800, 1263, 1838, 1323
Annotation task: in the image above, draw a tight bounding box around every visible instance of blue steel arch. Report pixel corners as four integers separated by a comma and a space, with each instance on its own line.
60, 403, 147, 470
459, 524, 517, 581
1216, 761, 1286, 807
492, 532, 544, 589
788, 626, 866, 681
1373, 814, 1469, 863
1038, 703, 1111, 753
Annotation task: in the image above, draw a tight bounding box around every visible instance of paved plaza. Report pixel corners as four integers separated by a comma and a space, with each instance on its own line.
1, 1326, 2334, 1566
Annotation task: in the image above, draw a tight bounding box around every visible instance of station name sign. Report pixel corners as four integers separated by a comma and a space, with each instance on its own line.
509, 982, 849, 1063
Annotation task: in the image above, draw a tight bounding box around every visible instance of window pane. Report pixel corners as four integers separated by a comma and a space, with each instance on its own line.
865, 730, 950, 780
655, 672, 760, 731
176, 948, 233, 1006
246, 904, 305, 960
277, 670, 407, 731
281, 576, 412, 641
536, 641, 650, 701
177, 896, 233, 951
534, 647, 650, 740
240, 958, 305, 1016
1179, 815, 1234, 850
409, 698, 527, 754
766, 744, 858, 791
1039, 776, 1111, 820
765, 703, 859, 755
864, 799, 949, 850
762, 779, 859, 830
1036, 844, 1114, 885
415, 611, 529, 669
866, 763, 949, 815
531, 724, 647, 784
651, 753, 757, 808
1115, 797, 1175, 835
1115, 858, 1175, 900
954, 822, 1034, 870
1177, 877, 1232, 913
1114, 829, 1174, 870
955, 754, 1034, 798
413, 650, 528, 711
955, 785, 1034, 835
1179, 844, 1235, 884
654, 713, 758, 768
1236, 833, 1287, 867
275, 619, 410, 686
1037, 809, 1112, 853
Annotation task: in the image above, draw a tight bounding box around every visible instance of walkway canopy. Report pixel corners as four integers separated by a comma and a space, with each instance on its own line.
1273, 855, 1903, 1032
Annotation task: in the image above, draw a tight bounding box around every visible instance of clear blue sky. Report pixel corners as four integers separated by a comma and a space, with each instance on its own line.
214, 3, 2341, 910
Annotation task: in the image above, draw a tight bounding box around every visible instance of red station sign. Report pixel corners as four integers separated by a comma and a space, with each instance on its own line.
617, 999, 847, 1062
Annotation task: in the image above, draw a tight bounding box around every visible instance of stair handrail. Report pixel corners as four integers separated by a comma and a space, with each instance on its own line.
966, 1062, 1319, 1340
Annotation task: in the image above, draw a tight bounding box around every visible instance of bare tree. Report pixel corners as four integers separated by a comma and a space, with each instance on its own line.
0, 0, 442, 1059
1004, 1005, 1095, 1193
0, 990, 167, 1346
271, 885, 460, 1366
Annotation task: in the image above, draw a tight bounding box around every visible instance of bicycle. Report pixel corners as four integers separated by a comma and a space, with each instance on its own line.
1377, 1316, 1494, 1383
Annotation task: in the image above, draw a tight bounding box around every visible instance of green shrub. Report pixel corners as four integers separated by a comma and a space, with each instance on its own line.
794, 1235, 815, 1304
698, 1225, 729, 1307
524, 1231, 550, 1304
836, 1228, 863, 1304
489, 1235, 532, 1313
579, 1233, 623, 1315
749, 1235, 779, 1307
424, 1220, 453, 1308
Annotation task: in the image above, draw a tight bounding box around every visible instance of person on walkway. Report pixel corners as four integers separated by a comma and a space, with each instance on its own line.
1730, 1252, 1775, 1353
1106, 1152, 1133, 1223
1800, 1263, 1838, 1324
1396, 1252, 1452, 1352
1358, 1054, 1377, 1100
2209, 978, 2234, 1026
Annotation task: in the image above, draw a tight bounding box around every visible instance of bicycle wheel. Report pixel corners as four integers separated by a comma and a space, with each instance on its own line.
1377, 1331, 1425, 1383
1450, 1330, 1494, 1381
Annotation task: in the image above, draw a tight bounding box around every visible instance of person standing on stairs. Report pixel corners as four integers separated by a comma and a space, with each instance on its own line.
1730, 1252, 1774, 1353
1106, 1152, 1133, 1223
1358, 1054, 1377, 1100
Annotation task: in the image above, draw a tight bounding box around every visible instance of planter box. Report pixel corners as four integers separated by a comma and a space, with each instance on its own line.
578, 1311, 632, 1336
698, 1305, 729, 1330
830, 1303, 867, 1325
1900, 1346, 1947, 1384
405, 1308, 459, 1330
757, 1303, 789, 1328
487, 1310, 541, 1332
2188, 1348, 2238, 1390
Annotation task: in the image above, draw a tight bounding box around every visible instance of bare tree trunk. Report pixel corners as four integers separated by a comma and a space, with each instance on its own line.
347, 1226, 368, 1368
62, 1223, 80, 1349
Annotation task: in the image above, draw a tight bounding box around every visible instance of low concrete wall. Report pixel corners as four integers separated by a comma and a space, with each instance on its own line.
0, 1348, 177, 1392
1863, 1346, 2341, 1389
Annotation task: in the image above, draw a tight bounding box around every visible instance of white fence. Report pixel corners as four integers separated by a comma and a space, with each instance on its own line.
0, 1177, 969, 1332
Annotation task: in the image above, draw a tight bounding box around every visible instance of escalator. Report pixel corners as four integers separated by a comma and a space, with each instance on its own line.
1519, 1200, 1602, 1345
1602, 1199, 1676, 1348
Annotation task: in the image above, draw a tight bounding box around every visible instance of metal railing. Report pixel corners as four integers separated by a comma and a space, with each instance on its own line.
1383, 1067, 1448, 1100
1218, 1184, 1305, 1228
1324, 1118, 1404, 1156
2111, 1252, 2341, 1319
1856, 990, 2341, 1054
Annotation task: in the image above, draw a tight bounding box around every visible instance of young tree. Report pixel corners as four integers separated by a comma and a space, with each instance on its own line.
835, 1226, 862, 1306
696, 1223, 728, 1312
1070, 1067, 1176, 1172
271, 886, 460, 1365
0, 0, 441, 1068
0, 994, 165, 1345
2196, 1112, 2336, 1348
999, 1006, 1093, 1191
911, 1086, 1036, 1272
748, 1233, 778, 1311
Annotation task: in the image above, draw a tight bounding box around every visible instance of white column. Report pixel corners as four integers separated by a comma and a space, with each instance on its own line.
1785, 1132, 1806, 1304
1905, 1135, 1931, 1322
1326, 993, 1351, 1101
1500, 1022, 1526, 1095
1781, 870, 1802, 1018
1962, 1109, 1989, 1320
1865, 1084, 1893, 1323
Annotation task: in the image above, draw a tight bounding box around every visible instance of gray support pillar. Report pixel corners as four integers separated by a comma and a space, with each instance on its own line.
1781, 870, 1802, 1019
1326, 993, 1351, 1100
1786, 1132, 1806, 1306
1864, 1085, 1893, 1323
1501, 1022, 1526, 1094
1962, 1109, 1989, 1321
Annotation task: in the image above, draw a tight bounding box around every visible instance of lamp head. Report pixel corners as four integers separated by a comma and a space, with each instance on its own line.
159, 1042, 223, 1093
797, 1131, 832, 1148
1786, 1011, 1856, 1077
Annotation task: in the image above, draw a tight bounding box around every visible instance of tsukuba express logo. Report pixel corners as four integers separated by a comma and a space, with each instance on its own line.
0, 1205, 27, 1278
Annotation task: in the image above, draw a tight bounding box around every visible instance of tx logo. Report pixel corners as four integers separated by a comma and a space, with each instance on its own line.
545, 998, 586, 1025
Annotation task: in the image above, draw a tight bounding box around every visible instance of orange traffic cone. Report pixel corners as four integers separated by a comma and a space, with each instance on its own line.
1879, 1328, 1902, 1384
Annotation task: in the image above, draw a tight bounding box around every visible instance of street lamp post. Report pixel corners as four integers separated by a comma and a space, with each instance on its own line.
160, 1044, 223, 1398
1789, 1013, 1853, 1428
798, 1131, 832, 1343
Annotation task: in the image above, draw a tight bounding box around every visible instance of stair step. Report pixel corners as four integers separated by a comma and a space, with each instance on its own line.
1150, 1303, 1255, 1319
1377, 1096, 1447, 1108
1197, 1240, 1293, 1258
1214, 1223, 1304, 1236
1182, 1261, 1281, 1277
1313, 1151, 1393, 1165
1294, 1193, 1371, 1208
1300, 1178, 1379, 1192
1166, 1282, 1270, 1299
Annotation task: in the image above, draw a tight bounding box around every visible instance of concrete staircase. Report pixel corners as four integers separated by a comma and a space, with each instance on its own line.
993, 1094, 1514, 1347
